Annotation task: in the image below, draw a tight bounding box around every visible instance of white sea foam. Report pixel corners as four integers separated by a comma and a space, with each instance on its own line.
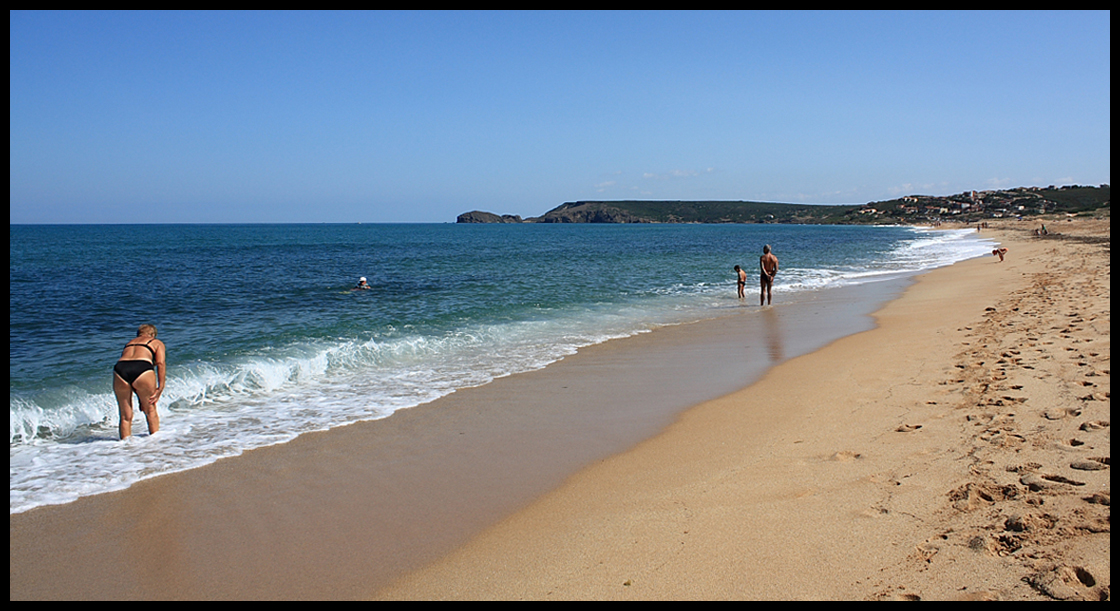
9, 310, 668, 513
10, 225, 995, 514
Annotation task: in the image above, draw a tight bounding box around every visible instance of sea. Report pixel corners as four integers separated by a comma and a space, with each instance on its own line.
10, 222, 995, 514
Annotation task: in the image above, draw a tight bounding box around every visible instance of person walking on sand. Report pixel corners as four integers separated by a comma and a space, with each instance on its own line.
760, 244, 779, 306
734, 265, 747, 299
112, 324, 166, 440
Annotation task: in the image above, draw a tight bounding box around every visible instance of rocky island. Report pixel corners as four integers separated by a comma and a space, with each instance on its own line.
458, 185, 1109, 225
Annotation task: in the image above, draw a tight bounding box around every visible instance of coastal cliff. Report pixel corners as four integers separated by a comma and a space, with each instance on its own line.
456, 211, 524, 223
457, 185, 1109, 225
535, 202, 649, 223
459, 200, 853, 224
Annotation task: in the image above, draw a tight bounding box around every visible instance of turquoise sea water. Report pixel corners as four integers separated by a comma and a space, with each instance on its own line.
10, 223, 994, 513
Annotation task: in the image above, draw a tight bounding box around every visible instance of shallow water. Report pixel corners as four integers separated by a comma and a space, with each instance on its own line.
10, 222, 995, 513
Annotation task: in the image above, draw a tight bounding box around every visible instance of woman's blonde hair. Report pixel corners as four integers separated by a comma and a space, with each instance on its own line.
137, 324, 158, 338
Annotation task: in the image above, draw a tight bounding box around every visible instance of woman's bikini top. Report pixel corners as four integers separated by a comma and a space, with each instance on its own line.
122, 340, 157, 361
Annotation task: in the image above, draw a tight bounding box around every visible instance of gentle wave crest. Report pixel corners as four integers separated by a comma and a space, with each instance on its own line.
10, 312, 666, 513
11, 224, 996, 513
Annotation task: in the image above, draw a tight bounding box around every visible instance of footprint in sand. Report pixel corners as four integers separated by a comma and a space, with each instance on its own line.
830, 451, 862, 462
1078, 420, 1110, 431
1021, 473, 1085, 490
1070, 457, 1110, 471
1044, 407, 1082, 420
895, 424, 923, 433
1083, 492, 1110, 506
1028, 565, 1106, 601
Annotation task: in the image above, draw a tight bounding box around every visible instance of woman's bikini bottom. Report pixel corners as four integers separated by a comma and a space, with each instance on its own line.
114, 360, 155, 387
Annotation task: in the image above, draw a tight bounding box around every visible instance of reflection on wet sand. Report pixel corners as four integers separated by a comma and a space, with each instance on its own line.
763, 306, 785, 364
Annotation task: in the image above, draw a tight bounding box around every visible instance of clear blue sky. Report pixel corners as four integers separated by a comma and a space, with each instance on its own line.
10, 10, 1111, 224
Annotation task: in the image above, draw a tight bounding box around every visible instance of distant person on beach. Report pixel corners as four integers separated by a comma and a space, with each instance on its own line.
993, 247, 1008, 262
112, 324, 166, 440
760, 245, 779, 306
734, 265, 747, 299
354, 277, 371, 290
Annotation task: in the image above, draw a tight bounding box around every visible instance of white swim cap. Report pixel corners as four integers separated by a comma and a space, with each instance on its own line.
359, 277, 366, 282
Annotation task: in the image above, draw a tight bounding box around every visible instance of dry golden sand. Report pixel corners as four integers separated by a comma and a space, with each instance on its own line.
9, 218, 1108, 601
374, 218, 1109, 601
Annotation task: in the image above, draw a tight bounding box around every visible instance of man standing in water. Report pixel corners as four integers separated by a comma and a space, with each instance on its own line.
759, 244, 779, 306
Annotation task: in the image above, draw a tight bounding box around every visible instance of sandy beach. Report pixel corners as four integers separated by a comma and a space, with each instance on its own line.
10, 218, 1108, 601
373, 217, 1110, 600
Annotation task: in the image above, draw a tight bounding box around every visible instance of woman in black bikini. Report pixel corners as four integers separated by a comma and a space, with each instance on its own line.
112, 324, 167, 439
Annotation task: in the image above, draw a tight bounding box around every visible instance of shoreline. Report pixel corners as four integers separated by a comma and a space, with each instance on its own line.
10, 219, 1108, 600
372, 217, 1110, 600
10, 246, 914, 600
9, 223, 970, 517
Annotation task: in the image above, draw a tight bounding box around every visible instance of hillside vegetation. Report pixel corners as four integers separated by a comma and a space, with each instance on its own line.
457, 185, 1109, 224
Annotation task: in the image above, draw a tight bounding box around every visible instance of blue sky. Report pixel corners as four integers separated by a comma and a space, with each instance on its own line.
9, 10, 1111, 223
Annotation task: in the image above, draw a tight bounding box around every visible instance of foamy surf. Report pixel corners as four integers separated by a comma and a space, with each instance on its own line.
10, 223, 994, 513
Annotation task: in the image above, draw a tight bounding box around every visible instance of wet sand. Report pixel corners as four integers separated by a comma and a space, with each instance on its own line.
10, 250, 903, 600
373, 218, 1110, 600
11, 218, 1109, 600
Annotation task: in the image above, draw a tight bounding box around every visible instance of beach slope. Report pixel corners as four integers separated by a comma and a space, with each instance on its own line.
375, 218, 1110, 601
10, 220, 1108, 601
